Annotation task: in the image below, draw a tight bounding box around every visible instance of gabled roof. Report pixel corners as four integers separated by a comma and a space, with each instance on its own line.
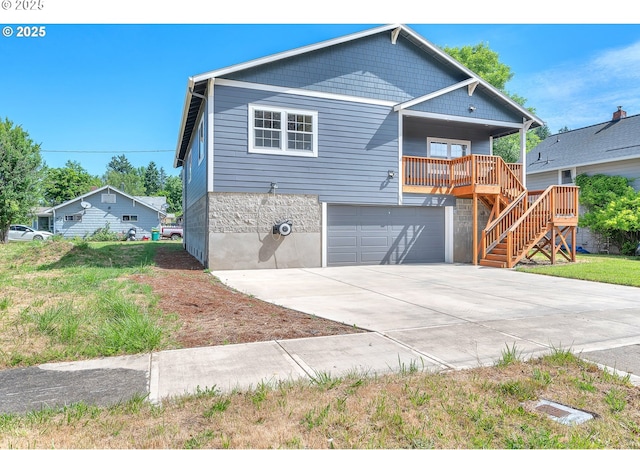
174, 24, 543, 168
527, 113, 640, 173
45, 185, 167, 216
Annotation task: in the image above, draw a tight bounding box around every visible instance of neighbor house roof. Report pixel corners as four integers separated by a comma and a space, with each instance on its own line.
174, 23, 544, 168
45, 185, 167, 216
527, 112, 640, 174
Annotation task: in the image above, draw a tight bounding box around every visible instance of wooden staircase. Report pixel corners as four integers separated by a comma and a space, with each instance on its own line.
479, 184, 580, 268
403, 154, 579, 268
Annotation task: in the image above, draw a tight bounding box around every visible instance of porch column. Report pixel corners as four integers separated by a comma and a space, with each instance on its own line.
520, 120, 534, 187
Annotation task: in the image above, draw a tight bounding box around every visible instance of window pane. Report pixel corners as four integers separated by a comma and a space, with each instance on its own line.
254, 110, 282, 149
430, 142, 448, 158
287, 113, 313, 151
451, 144, 468, 158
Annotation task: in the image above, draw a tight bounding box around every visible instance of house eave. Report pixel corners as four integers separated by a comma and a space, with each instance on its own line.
527, 153, 640, 175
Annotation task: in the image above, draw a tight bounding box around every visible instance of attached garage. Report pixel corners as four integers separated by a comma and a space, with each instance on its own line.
327, 205, 445, 266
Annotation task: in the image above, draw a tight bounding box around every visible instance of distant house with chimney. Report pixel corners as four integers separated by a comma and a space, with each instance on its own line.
526, 106, 640, 253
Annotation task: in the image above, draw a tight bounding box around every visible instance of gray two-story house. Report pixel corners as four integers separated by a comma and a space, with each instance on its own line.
174, 24, 577, 270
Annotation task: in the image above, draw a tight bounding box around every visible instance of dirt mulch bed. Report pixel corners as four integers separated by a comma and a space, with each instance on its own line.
132, 245, 363, 349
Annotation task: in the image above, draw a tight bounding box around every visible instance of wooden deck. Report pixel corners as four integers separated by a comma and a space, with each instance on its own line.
402, 155, 579, 268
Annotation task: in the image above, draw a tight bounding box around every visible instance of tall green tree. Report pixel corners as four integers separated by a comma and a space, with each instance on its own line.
156, 175, 182, 214
0, 118, 42, 243
107, 154, 134, 174
42, 160, 101, 205
102, 154, 145, 194
143, 161, 161, 195
444, 42, 540, 162
444, 42, 513, 91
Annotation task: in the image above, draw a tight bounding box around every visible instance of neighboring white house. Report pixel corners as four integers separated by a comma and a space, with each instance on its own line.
527, 107, 640, 253
42, 185, 167, 239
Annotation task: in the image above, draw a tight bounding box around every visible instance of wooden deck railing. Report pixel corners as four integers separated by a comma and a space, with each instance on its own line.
403, 155, 524, 197
498, 186, 579, 267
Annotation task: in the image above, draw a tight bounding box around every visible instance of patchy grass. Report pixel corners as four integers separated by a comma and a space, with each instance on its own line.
517, 254, 640, 287
0, 240, 174, 368
0, 352, 638, 448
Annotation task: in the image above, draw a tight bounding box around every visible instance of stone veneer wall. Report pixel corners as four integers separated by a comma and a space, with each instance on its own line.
453, 198, 490, 263
207, 192, 322, 270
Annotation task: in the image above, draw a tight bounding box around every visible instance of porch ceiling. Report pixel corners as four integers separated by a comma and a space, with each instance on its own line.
403, 115, 521, 139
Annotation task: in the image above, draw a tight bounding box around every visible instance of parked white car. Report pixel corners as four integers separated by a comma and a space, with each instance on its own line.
8, 225, 54, 241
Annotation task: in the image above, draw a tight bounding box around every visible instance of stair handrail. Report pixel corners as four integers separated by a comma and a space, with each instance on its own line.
481, 190, 529, 257
504, 186, 556, 265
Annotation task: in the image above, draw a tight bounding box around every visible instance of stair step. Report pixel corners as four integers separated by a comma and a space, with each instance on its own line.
484, 253, 508, 262
479, 259, 507, 268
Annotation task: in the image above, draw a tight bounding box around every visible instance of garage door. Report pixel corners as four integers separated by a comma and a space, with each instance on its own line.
327, 205, 445, 266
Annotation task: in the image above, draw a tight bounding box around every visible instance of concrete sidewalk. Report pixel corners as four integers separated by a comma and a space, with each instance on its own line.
1, 264, 639, 414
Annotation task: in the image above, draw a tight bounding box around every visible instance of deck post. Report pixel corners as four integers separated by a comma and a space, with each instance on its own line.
472, 192, 478, 265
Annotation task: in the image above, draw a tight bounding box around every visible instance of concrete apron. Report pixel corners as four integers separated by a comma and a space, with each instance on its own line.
212, 264, 640, 385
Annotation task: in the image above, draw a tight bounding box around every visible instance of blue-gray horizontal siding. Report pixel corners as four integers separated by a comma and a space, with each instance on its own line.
53, 192, 162, 238
403, 120, 492, 157
213, 85, 399, 205
185, 107, 208, 209
407, 88, 523, 124
227, 33, 464, 104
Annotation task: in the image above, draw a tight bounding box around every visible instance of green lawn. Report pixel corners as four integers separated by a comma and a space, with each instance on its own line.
0, 240, 178, 368
516, 254, 640, 287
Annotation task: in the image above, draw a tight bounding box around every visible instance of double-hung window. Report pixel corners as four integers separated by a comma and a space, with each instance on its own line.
426, 137, 470, 159
249, 104, 318, 157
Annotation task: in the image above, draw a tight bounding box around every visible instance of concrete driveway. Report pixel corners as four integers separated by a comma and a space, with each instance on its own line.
213, 264, 640, 380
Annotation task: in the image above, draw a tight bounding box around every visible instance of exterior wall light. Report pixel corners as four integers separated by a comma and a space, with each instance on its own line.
387, 170, 396, 179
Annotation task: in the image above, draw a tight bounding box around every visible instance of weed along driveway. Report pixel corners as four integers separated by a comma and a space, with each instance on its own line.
212, 264, 640, 381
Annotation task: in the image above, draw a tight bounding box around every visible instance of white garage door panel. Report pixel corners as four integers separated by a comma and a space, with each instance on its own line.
327, 205, 445, 266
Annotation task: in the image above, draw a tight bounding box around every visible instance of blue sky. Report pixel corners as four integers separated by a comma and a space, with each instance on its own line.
1, 2, 639, 177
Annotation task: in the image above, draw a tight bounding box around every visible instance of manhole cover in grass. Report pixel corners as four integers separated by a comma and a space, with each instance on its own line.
534, 400, 594, 425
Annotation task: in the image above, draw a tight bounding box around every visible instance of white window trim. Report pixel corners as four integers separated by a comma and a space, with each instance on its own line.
187, 151, 193, 184
248, 104, 318, 158
558, 167, 576, 185
197, 114, 205, 165
426, 137, 471, 159
122, 215, 138, 222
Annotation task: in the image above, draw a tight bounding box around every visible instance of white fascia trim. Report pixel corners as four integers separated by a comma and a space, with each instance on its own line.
398, 113, 403, 205
528, 154, 640, 174
400, 24, 544, 127
215, 78, 396, 107
400, 109, 524, 130
193, 24, 398, 83
174, 78, 195, 168
444, 206, 454, 263
207, 78, 214, 193
393, 78, 478, 112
